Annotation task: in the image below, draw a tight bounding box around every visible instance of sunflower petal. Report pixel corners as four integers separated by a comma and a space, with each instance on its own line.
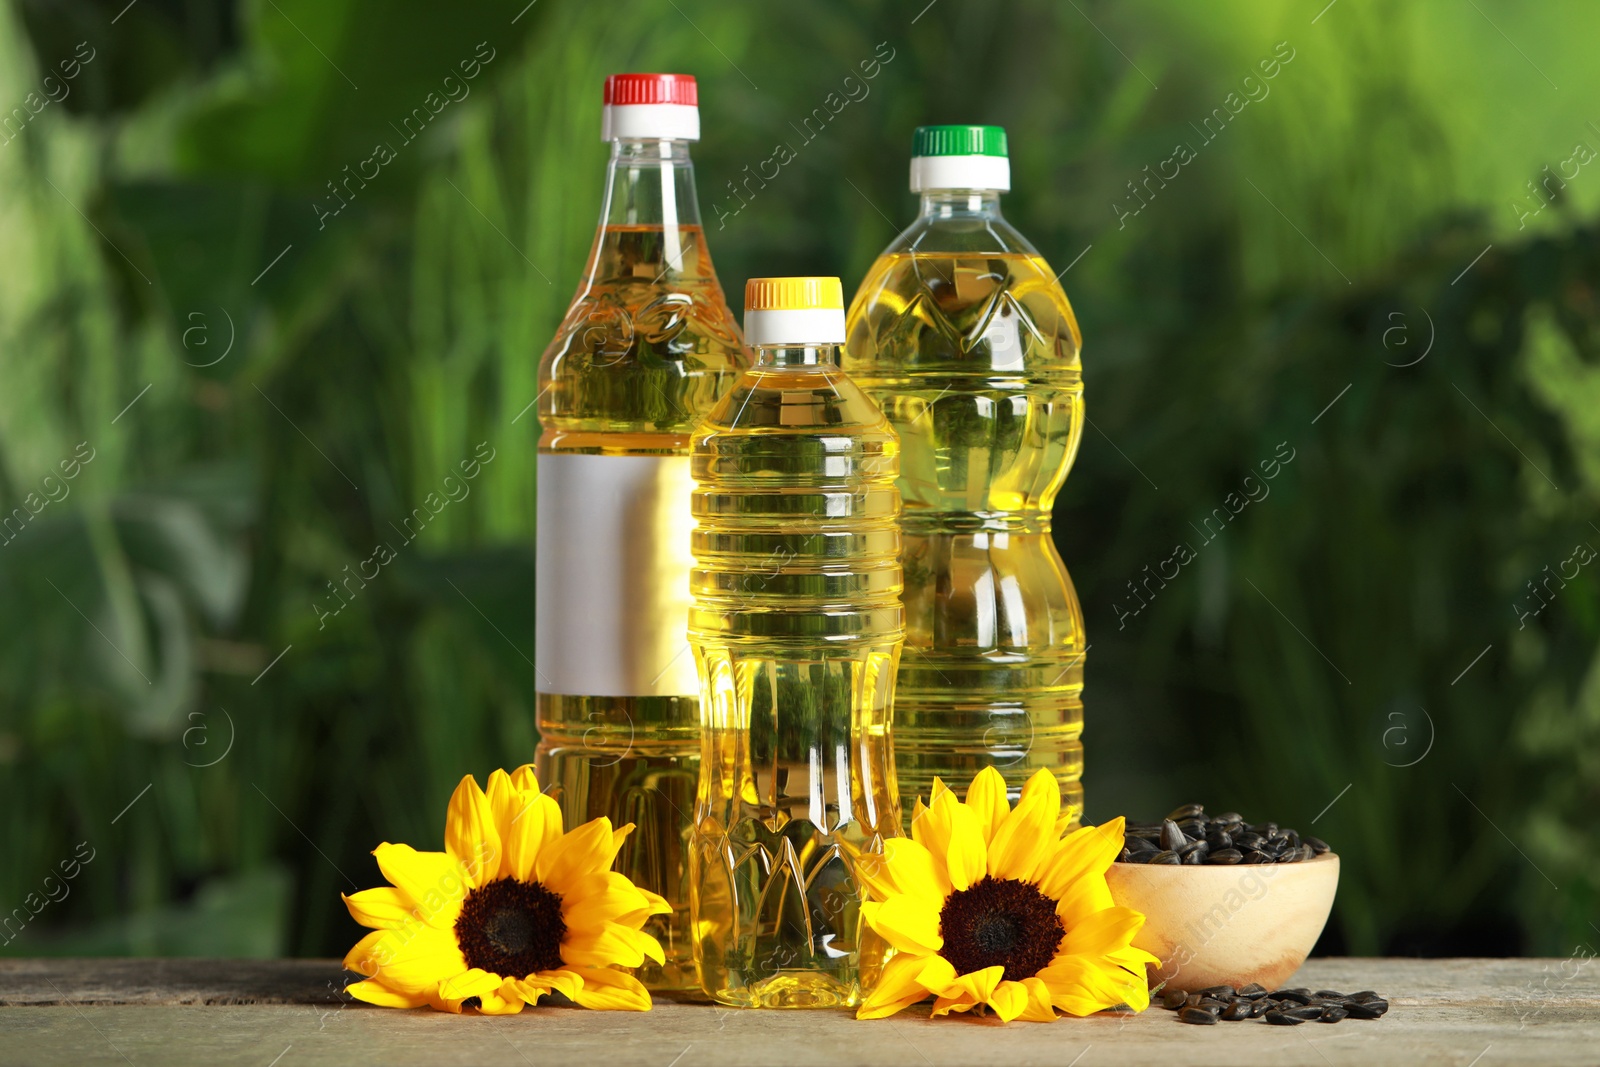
963, 767, 1010, 844
931, 964, 1003, 1016
915, 953, 958, 992
561, 872, 658, 932
474, 980, 528, 1015
434, 967, 505, 1009
855, 848, 900, 903
343, 887, 418, 931
860, 896, 943, 954
509, 764, 541, 794
1018, 769, 1062, 840
537, 817, 618, 894
882, 837, 950, 903
1059, 905, 1146, 958
1037, 953, 1149, 1016
343, 922, 466, 995
856, 951, 933, 1020
570, 966, 653, 1011
345, 978, 430, 1009
1036, 818, 1124, 900
485, 769, 516, 821
373, 843, 470, 927
502, 789, 563, 884
445, 775, 501, 888
1018, 976, 1059, 1022
562, 921, 665, 968
1053, 864, 1114, 923
987, 789, 1054, 883
612, 887, 673, 928
988, 979, 1031, 1023
542, 968, 586, 1002
942, 801, 988, 892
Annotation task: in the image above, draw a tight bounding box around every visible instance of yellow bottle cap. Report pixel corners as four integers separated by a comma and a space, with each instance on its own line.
743, 277, 846, 346
744, 277, 845, 312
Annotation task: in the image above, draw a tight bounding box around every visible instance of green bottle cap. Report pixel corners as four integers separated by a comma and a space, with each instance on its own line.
912, 125, 1008, 159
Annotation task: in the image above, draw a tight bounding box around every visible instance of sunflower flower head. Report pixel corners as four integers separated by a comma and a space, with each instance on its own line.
857, 767, 1159, 1023
342, 765, 670, 1014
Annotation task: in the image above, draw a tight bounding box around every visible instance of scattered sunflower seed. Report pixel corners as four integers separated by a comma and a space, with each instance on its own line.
1158, 984, 1388, 1026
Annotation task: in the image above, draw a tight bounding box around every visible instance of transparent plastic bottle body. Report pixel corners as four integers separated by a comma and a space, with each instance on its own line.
534, 139, 747, 991
843, 192, 1086, 823
688, 343, 903, 1008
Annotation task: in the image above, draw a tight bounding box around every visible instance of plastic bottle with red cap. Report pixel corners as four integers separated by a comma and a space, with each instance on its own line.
533, 71, 747, 992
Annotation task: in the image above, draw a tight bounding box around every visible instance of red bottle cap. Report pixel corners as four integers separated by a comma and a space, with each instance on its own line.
603, 73, 698, 107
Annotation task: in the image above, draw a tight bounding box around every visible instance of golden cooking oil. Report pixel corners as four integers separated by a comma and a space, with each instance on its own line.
842, 126, 1086, 824
534, 75, 746, 991
689, 277, 902, 1008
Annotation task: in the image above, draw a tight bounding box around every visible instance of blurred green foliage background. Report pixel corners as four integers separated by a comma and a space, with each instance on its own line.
1, 0, 1596, 961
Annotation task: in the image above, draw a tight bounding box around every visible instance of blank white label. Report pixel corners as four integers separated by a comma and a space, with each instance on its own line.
535, 453, 698, 697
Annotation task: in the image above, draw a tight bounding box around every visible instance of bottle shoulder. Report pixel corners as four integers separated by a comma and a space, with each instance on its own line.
539, 224, 749, 435
881, 213, 1042, 258
842, 239, 1082, 381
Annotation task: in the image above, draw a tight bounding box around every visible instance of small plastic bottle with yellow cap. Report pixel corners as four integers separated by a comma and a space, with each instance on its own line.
688, 276, 903, 1008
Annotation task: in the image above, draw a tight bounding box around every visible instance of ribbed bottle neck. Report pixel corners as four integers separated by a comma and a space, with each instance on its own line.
752, 344, 839, 368
597, 138, 703, 227
918, 190, 1005, 221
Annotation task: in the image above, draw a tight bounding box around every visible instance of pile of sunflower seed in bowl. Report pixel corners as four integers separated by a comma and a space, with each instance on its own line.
1119, 803, 1331, 865
1159, 983, 1390, 1025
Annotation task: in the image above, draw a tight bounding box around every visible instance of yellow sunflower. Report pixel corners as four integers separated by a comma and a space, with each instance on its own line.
341, 765, 670, 1014
856, 766, 1159, 1022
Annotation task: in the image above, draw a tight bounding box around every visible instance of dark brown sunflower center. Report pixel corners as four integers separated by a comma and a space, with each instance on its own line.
938, 876, 1064, 982
455, 877, 566, 977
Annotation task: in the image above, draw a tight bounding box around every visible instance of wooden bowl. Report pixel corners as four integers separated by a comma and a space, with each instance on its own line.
1105, 853, 1339, 991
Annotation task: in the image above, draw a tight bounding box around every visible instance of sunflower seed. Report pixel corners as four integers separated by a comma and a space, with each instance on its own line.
1205, 848, 1243, 865
1115, 805, 1332, 865
1151, 849, 1181, 864
1221, 1000, 1252, 1021
1272, 988, 1314, 1004
1263, 1010, 1305, 1025
1320, 1005, 1349, 1022
1195, 985, 1235, 998
1346, 999, 1389, 1019
1179, 1006, 1220, 1025
1237, 983, 1268, 998
1249, 997, 1274, 1017
1162, 989, 1188, 1010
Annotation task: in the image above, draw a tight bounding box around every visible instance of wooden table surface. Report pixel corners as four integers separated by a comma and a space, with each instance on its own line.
3, 957, 1597, 1066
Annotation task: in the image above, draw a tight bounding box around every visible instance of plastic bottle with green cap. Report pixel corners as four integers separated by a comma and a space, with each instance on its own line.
689, 276, 902, 1008
842, 124, 1087, 825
